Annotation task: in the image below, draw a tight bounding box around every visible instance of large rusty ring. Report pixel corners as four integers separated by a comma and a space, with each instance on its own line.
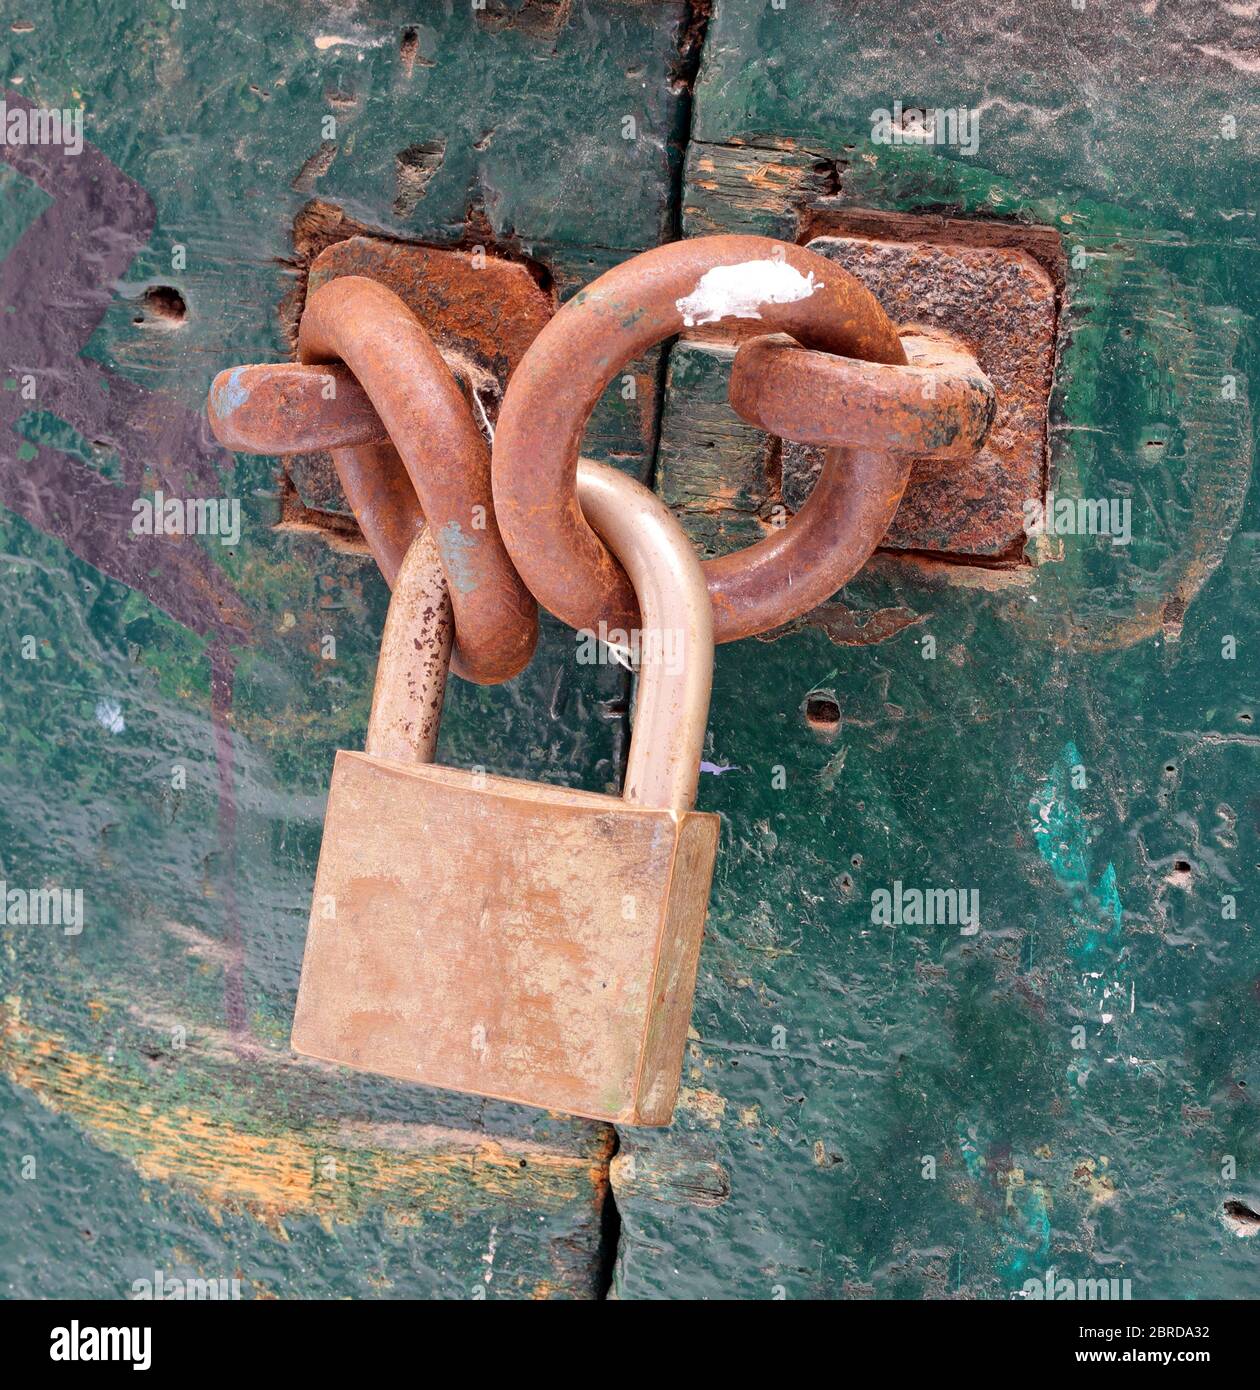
209, 280, 992, 648
491, 235, 916, 644
730, 330, 995, 457
206, 347, 988, 653
210, 277, 537, 684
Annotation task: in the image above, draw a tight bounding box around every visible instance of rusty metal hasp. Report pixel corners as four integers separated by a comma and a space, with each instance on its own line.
210, 276, 536, 685
211, 235, 995, 660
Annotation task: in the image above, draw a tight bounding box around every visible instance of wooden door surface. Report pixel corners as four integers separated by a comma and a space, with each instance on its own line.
1, 1, 1257, 1300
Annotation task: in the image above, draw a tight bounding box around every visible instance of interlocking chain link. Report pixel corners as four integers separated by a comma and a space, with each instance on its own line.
207, 235, 994, 681
213, 276, 536, 685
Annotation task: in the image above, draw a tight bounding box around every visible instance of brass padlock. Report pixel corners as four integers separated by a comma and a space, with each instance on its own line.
291, 459, 718, 1125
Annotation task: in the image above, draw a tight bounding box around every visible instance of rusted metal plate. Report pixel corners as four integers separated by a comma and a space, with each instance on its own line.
790, 234, 1059, 559
657, 228, 1058, 566
281, 227, 668, 534
307, 234, 555, 389
287, 230, 556, 529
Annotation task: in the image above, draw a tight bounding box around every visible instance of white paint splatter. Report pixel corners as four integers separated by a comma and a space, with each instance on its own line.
481, 1225, 499, 1283
675, 260, 823, 328
314, 34, 390, 52
95, 699, 125, 735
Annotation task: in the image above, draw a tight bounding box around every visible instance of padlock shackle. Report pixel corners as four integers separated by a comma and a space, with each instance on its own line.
366, 461, 712, 815
365, 527, 453, 766
574, 459, 713, 815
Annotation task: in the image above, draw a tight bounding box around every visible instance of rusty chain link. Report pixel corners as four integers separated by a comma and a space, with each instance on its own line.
212, 276, 536, 685
729, 330, 994, 457
207, 235, 994, 680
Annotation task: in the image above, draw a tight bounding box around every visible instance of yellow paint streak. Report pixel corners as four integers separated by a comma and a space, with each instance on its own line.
0, 1001, 606, 1228
677, 1086, 727, 1126
1072, 1157, 1118, 1205
743, 159, 798, 191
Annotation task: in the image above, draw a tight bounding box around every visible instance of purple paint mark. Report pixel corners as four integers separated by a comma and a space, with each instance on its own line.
700, 761, 738, 776
210, 642, 246, 1036
0, 90, 249, 639
1, 90, 251, 1035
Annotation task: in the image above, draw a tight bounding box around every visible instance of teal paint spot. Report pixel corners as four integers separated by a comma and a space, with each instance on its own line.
1004, 1247, 1032, 1283
17, 440, 36, 461
1029, 744, 1125, 989
1074, 928, 1101, 963
1017, 1184, 1053, 1257
1095, 861, 1123, 935
958, 1135, 985, 1181
438, 521, 478, 594
997, 1183, 1052, 1292
1028, 741, 1089, 886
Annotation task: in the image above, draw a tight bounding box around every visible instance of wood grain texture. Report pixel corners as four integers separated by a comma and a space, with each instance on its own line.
618, 0, 1260, 1301
0, 0, 693, 1298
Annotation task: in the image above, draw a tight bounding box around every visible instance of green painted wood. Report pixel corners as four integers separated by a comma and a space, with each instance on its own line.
0, 0, 693, 1300
3, 0, 1258, 1304
613, 0, 1260, 1299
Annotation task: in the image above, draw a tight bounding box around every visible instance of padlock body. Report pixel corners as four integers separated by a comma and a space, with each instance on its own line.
291, 750, 718, 1125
